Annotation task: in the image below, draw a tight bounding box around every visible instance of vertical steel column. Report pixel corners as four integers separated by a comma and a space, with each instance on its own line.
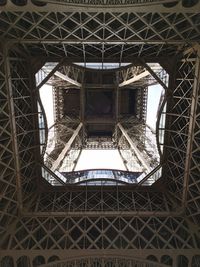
0, 43, 19, 247
183, 46, 200, 207
3, 45, 22, 212
80, 69, 86, 146
115, 72, 119, 122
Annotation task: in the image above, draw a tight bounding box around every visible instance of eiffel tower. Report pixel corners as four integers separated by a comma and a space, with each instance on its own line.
1, 1, 200, 267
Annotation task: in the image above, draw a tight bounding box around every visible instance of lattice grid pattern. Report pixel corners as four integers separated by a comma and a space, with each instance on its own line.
1, 5, 200, 267
3, 216, 200, 250
186, 48, 200, 225
0, 45, 18, 240
163, 49, 198, 204
27, 189, 172, 213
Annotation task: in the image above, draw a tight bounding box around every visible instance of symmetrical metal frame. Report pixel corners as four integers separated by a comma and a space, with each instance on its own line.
1, 2, 200, 267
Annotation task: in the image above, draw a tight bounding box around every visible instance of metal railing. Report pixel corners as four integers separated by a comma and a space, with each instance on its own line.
61, 169, 142, 185
137, 165, 162, 186
41, 165, 163, 186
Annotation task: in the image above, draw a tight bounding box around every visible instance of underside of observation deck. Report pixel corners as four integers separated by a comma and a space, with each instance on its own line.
1, 1, 200, 267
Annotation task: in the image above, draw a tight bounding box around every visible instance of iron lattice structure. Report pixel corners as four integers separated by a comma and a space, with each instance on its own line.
1, 1, 200, 267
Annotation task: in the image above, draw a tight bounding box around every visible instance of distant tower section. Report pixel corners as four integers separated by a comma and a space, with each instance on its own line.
41, 62, 161, 185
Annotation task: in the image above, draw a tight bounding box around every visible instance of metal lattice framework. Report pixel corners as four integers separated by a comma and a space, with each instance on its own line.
1, 1, 200, 267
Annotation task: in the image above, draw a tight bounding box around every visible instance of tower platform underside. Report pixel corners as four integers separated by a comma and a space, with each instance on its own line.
1, 1, 200, 267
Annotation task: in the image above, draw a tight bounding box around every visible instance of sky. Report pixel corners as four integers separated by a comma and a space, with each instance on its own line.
75, 149, 126, 171
40, 82, 163, 171
39, 85, 54, 128
146, 84, 163, 131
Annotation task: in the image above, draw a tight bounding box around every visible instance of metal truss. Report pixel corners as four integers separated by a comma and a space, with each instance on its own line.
0, 44, 18, 241
53, 65, 83, 87
84, 137, 117, 149
117, 63, 167, 88
117, 117, 159, 174
162, 47, 199, 206
1, 11, 199, 45
0, 11, 199, 62
51, 123, 82, 171
6, 48, 40, 198
45, 117, 82, 171
118, 65, 148, 87
25, 187, 173, 214
3, 215, 200, 250
185, 47, 200, 225
53, 86, 65, 122
118, 123, 151, 173
1, 4, 200, 267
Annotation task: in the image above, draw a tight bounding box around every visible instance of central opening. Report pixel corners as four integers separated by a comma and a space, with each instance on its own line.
37, 62, 166, 186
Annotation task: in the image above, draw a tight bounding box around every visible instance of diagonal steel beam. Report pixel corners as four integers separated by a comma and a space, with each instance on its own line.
139, 60, 168, 91
36, 59, 65, 90
54, 71, 81, 87
119, 70, 150, 87
51, 123, 83, 172
117, 123, 150, 173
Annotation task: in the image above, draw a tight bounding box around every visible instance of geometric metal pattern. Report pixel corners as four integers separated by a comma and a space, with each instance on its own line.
0, 44, 18, 239
7, 216, 198, 250
26, 189, 173, 213
163, 47, 200, 211
1, 2, 200, 267
185, 47, 200, 225
1, 10, 199, 62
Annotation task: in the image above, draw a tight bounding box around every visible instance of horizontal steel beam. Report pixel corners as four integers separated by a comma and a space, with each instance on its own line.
8, 39, 193, 45
23, 210, 183, 217
2, 3, 200, 13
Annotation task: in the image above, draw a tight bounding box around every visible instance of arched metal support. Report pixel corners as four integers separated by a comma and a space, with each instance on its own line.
39, 255, 169, 267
